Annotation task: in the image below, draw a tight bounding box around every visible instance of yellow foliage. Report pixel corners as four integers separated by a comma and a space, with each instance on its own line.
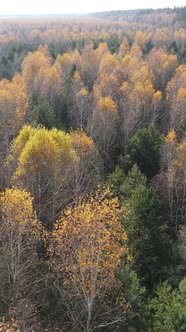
131, 64, 151, 84
7, 126, 100, 220
22, 45, 62, 101
167, 64, 186, 96
176, 87, 186, 103
173, 144, 186, 170
12, 74, 29, 119
70, 130, 96, 155
11, 126, 76, 180
118, 37, 130, 56
0, 188, 38, 237
78, 87, 88, 96
37, 65, 62, 97
73, 70, 81, 81
54, 51, 79, 79
121, 54, 139, 79
49, 189, 128, 294
133, 81, 154, 100
10, 125, 36, 154
93, 85, 101, 99
165, 130, 176, 143
22, 48, 51, 93
134, 30, 151, 51
94, 42, 109, 61
98, 96, 117, 112
130, 43, 142, 59
0, 74, 28, 127
98, 72, 118, 94
153, 90, 162, 102
0, 320, 21, 332
55, 52, 72, 68
120, 81, 129, 94
99, 53, 120, 75
122, 54, 133, 65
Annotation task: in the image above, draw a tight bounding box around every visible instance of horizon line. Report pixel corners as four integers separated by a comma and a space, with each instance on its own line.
0, 6, 184, 17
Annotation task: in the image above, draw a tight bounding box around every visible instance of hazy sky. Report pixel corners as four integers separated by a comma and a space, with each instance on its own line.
1, 0, 185, 15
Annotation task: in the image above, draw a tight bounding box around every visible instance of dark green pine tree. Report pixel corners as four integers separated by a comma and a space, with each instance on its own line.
128, 127, 163, 179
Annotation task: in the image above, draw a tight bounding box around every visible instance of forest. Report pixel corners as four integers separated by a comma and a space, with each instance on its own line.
0, 6, 186, 331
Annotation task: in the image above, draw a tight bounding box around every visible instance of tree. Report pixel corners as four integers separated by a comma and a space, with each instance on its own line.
68, 70, 90, 130
35, 65, 62, 106
107, 165, 126, 199
0, 73, 28, 189
146, 281, 177, 332
158, 132, 186, 233
173, 277, 186, 331
7, 126, 76, 225
94, 51, 121, 102
7, 126, 101, 225
174, 28, 186, 54
22, 45, 62, 112
49, 189, 129, 332
179, 224, 186, 270
0, 319, 22, 332
91, 61, 120, 162
166, 64, 186, 130
33, 97, 56, 129
54, 49, 81, 92
21, 45, 51, 97
171, 137, 186, 229
79, 42, 98, 90
99, 52, 120, 78
54, 50, 81, 129
147, 48, 177, 92
128, 127, 163, 179
89, 94, 119, 171
119, 61, 162, 145
120, 165, 170, 289
87, 50, 120, 166
70, 130, 101, 202
0, 188, 40, 330
107, 33, 121, 54
118, 37, 130, 58
153, 132, 186, 284
134, 30, 151, 53
146, 277, 186, 332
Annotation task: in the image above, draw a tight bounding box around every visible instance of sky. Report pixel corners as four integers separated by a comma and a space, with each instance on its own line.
0, 0, 185, 15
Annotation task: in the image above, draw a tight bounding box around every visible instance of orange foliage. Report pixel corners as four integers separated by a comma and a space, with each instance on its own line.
98, 96, 117, 112
49, 189, 128, 294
